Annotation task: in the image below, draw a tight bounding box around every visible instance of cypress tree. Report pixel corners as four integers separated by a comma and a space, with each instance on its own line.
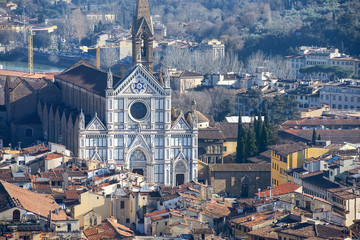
264, 105, 274, 144
260, 123, 269, 152
245, 126, 258, 158
312, 129, 317, 145
255, 111, 263, 150
318, 134, 321, 141
264, 105, 270, 128
236, 111, 246, 163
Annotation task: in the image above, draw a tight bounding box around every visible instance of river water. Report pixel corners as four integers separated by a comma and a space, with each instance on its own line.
0, 61, 65, 73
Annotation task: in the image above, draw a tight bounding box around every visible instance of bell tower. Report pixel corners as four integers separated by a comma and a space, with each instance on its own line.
132, 0, 154, 73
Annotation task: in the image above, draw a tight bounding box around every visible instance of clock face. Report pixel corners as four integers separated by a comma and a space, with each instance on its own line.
130, 101, 149, 121
131, 77, 147, 94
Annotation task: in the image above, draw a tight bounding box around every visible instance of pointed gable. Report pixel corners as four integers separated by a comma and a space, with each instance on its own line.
85, 115, 107, 131
128, 134, 151, 153
113, 64, 164, 96
90, 151, 103, 162
172, 116, 192, 131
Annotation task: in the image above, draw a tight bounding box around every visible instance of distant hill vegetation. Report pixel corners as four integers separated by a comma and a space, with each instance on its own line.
9, 0, 360, 58
148, 0, 360, 58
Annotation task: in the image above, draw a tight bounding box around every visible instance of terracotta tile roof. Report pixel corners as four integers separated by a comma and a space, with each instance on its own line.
256, 182, 301, 198
328, 187, 359, 200
247, 225, 279, 239
277, 222, 349, 239
0, 69, 56, 79
45, 152, 63, 160
209, 163, 270, 172
194, 110, 209, 123
160, 192, 180, 202
151, 216, 164, 221
192, 228, 214, 234
179, 193, 198, 200
0, 180, 67, 220
0, 169, 31, 183
39, 169, 66, 181
83, 217, 134, 240
268, 142, 308, 156
170, 222, 189, 227
198, 128, 224, 140
32, 181, 52, 194
56, 60, 122, 97
282, 116, 360, 128
64, 190, 79, 200
302, 173, 340, 189
230, 211, 286, 228
180, 70, 203, 78
201, 199, 231, 219
144, 209, 168, 218
285, 129, 360, 144
215, 122, 238, 139
22, 144, 49, 155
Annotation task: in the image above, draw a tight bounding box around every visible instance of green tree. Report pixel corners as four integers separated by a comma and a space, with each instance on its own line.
260, 123, 269, 152
269, 95, 299, 124
236, 111, 246, 163
318, 133, 321, 141
33, 31, 51, 49
254, 111, 263, 150
312, 129, 317, 145
299, 65, 353, 79
38, 13, 46, 24
245, 125, 258, 158
216, 98, 234, 122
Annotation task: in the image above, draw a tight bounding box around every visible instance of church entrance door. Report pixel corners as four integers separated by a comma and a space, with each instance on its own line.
176, 174, 184, 186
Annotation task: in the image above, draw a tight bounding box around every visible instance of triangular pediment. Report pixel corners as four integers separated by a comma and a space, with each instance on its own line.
90, 151, 103, 162
128, 134, 151, 153
175, 151, 187, 162
113, 64, 165, 96
172, 117, 192, 131
85, 115, 107, 131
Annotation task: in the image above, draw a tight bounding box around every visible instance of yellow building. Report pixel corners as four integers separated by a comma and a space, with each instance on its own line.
269, 143, 328, 186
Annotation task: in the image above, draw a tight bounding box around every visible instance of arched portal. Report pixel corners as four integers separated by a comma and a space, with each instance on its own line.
174, 160, 187, 186
129, 148, 148, 177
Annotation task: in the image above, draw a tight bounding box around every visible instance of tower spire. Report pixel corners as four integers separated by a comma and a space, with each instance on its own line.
134, 0, 152, 30
132, 0, 154, 73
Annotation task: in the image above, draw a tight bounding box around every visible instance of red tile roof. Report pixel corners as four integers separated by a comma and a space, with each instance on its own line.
144, 209, 168, 218
256, 182, 301, 198
282, 116, 360, 128
0, 180, 67, 220
83, 217, 134, 240
285, 129, 360, 144
45, 152, 63, 160
230, 210, 286, 228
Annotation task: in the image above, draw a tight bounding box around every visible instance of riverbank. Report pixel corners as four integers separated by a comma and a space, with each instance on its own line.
0, 48, 82, 69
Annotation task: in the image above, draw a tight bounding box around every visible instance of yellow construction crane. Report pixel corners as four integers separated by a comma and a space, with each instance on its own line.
0, 25, 57, 74
80, 43, 120, 69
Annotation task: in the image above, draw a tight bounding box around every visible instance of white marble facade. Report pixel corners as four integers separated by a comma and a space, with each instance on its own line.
78, 65, 198, 186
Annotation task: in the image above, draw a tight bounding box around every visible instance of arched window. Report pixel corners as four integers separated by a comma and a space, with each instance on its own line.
13, 210, 20, 221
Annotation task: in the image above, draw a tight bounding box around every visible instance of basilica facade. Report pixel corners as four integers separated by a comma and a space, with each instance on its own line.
78, 64, 199, 186
36, 0, 199, 186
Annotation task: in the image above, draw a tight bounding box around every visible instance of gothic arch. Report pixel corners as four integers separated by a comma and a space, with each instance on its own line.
127, 147, 152, 178
173, 158, 188, 186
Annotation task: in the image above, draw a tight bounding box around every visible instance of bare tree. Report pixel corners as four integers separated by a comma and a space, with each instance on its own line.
172, 87, 236, 121
245, 50, 267, 74
266, 55, 293, 79
101, 48, 118, 68
70, 9, 88, 43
